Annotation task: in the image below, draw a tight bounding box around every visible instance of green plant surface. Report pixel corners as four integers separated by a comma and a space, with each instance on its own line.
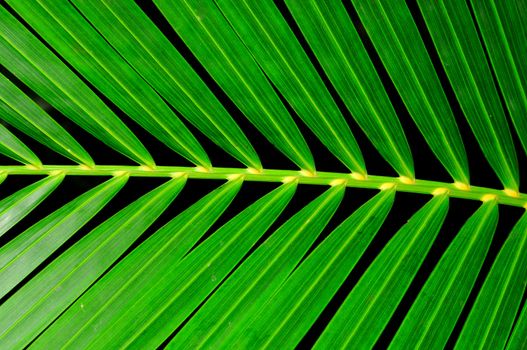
469, 1, 527, 158
0, 176, 185, 349
0, 174, 63, 238
350, 0, 469, 185
418, 0, 519, 192
175, 186, 395, 350
508, 300, 527, 349
314, 192, 449, 349
0, 175, 127, 299
456, 212, 527, 349
0, 74, 93, 166
0, 1, 526, 349
0, 123, 41, 168
390, 198, 499, 348
140, 0, 316, 172
285, 0, 413, 179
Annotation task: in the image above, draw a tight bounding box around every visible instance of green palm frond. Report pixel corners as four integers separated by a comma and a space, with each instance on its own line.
0, 1, 526, 349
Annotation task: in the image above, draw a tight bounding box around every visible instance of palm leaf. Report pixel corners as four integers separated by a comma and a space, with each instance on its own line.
0, 1, 526, 349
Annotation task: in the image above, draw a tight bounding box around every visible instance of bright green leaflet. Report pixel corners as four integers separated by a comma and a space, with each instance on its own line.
417, 0, 519, 192
41, 178, 297, 349
7, 0, 210, 169
171, 183, 344, 349
0, 174, 63, 238
285, 0, 413, 179
315, 193, 449, 349
32, 178, 245, 349
0, 6, 153, 167
0, 122, 40, 167
199, 186, 395, 350
0, 176, 186, 349
507, 301, 527, 349
71, 0, 261, 171
119, 180, 295, 350
0, 175, 127, 299
0, 74, 93, 166
154, 0, 315, 173
351, 0, 468, 184
470, 1, 527, 159
456, 212, 527, 349
215, 0, 365, 175
390, 199, 499, 349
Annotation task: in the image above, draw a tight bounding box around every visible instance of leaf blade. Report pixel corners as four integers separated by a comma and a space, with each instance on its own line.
155, 0, 315, 173
0, 175, 127, 299
507, 300, 527, 349
113, 180, 299, 349
0, 5, 154, 166
285, 0, 413, 178
0, 176, 186, 349
172, 182, 345, 349
470, 1, 527, 160
390, 199, 499, 349
215, 0, 365, 175
71, 0, 260, 170
0, 122, 40, 167
8, 0, 211, 168
32, 177, 245, 349
315, 193, 449, 349
417, 0, 519, 191
200, 187, 395, 350
0, 174, 63, 238
0, 74, 93, 166
456, 212, 527, 349
352, 0, 469, 184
